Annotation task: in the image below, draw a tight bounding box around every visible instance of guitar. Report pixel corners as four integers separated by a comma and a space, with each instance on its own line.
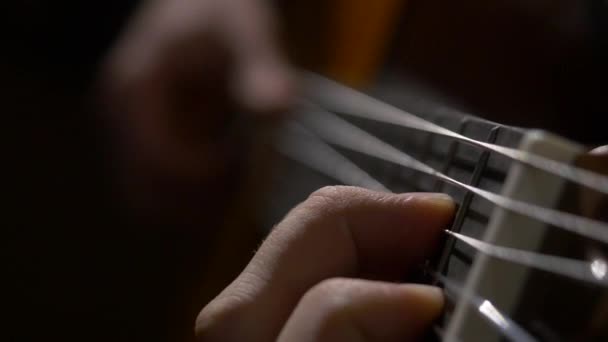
266, 73, 608, 341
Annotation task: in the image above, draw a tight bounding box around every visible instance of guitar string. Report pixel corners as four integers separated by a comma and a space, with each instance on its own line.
276, 121, 389, 192
432, 326, 448, 341
300, 72, 608, 195
431, 271, 538, 342
446, 230, 608, 286
277, 126, 538, 341
280, 123, 608, 287
433, 326, 465, 342
296, 108, 608, 245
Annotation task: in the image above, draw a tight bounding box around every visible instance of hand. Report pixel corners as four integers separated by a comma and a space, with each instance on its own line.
100, 0, 293, 222
196, 186, 455, 341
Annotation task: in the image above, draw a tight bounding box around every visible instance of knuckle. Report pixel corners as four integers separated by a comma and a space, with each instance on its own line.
290, 186, 352, 224
298, 278, 360, 337
309, 186, 346, 201
302, 278, 352, 313
310, 277, 349, 295
303, 185, 380, 216
306, 186, 357, 209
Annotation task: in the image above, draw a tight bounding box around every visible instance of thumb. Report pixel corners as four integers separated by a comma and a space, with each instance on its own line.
277, 278, 444, 342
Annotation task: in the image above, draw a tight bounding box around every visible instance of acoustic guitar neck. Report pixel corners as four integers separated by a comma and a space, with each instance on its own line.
269, 74, 608, 341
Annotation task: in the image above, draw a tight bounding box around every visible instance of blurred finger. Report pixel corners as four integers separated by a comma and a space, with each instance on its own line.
103, 0, 290, 177
590, 145, 608, 156
103, 1, 260, 184
277, 278, 444, 342
220, 0, 294, 114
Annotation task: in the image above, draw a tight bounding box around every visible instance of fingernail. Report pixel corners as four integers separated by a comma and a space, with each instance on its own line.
401, 284, 444, 308
416, 193, 454, 209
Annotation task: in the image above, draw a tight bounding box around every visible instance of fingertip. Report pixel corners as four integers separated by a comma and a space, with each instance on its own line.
397, 284, 445, 317
234, 61, 295, 116
410, 193, 455, 211
386, 284, 445, 340
590, 145, 608, 156
401, 192, 456, 225
278, 280, 446, 341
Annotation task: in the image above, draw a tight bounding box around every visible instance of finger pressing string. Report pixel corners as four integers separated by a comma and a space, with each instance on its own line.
196, 187, 453, 342
279, 128, 608, 287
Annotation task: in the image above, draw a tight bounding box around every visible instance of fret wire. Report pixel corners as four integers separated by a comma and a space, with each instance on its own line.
297, 109, 608, 245
280, 121, 608, 287
437, 125, 499, 277
446, 230, 608, 287
301, 72, 608, 195
279, 115, 604, 340
450, 248, 474, 265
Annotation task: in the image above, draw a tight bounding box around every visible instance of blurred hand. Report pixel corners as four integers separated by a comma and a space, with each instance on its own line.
101, 0, 293, 220
196, 186, 455, 341
590, 146, 608, 156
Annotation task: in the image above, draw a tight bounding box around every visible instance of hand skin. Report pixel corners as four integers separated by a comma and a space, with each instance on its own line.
196, 186, 455, 341
97, 1, 295, 336
103, 0, 293, 172
100, 0, 294, 222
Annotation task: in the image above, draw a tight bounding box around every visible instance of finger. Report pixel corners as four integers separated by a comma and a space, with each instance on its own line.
196, 186, 454, 341
103, 0, 289, 175
220, 0, 294, 115
103, 0, 241, 180
590, 145, 608, 156
277, 278, 444, 342
102, 0, 217, 93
